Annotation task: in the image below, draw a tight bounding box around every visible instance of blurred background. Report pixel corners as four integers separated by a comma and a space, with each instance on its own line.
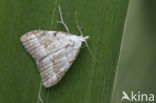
112, 0, 156, 103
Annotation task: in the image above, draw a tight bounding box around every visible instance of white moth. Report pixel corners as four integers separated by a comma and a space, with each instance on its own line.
20, 6, 91, 88
21, 30, 88, 88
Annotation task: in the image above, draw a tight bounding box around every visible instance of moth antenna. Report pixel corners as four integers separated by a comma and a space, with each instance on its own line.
74, 12, 97, 61
37, 82, 44, 103
74, 12, 83, 36
57, 5, 70, 33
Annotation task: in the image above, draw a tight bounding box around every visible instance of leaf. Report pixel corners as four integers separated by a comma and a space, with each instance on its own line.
112, 0, 156, 102
0, 0, 129, 103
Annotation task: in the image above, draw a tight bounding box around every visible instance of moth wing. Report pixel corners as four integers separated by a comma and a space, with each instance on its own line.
37, 43, 81, 88
21, 30, 84, 88
20, 30, 70, 61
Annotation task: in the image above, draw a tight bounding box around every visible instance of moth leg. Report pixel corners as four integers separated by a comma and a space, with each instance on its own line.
57, 5, 70, 33
75, 12, 97, 61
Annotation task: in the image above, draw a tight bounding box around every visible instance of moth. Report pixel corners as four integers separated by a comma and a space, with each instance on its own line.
21, 30, 88, 88
20, 6, 90, 88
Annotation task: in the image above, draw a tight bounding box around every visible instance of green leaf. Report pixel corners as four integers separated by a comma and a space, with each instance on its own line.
0, 0, 129, 103
112, 0, 156, 102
